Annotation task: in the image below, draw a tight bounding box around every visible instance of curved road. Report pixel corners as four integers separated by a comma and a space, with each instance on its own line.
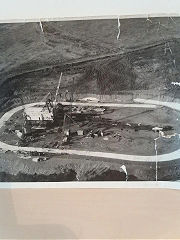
0, 99, 179, 162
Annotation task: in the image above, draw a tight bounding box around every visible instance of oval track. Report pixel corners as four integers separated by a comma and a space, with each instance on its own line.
0, 99, 179, 162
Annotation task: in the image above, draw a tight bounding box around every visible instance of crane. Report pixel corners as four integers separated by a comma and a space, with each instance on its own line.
41, 92, 51, 103
54, 72, 63, 106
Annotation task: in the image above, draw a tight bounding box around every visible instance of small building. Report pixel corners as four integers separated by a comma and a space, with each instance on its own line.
23, 103, 65, 134
77, 130, 84, 136
24, 106, 53, 122
23, 106, 54, 133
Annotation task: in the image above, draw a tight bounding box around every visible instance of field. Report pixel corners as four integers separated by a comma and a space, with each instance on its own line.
0, 106, 179, 155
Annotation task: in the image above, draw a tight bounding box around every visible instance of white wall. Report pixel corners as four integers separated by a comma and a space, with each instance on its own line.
0, 0, 180, 22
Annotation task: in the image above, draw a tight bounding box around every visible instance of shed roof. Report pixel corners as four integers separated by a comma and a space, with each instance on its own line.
24, 106, 53, 121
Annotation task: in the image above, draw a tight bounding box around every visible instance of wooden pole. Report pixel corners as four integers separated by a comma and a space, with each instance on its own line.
54, 72, 63, 106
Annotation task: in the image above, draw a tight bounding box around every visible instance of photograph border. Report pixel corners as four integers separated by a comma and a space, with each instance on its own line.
0, 13, 180, 189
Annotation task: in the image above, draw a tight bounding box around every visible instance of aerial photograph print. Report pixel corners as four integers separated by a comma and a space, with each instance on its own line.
0, 16, 180, 182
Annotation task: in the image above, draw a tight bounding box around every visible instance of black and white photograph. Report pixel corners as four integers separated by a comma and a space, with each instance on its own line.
0, 16, 180, 182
